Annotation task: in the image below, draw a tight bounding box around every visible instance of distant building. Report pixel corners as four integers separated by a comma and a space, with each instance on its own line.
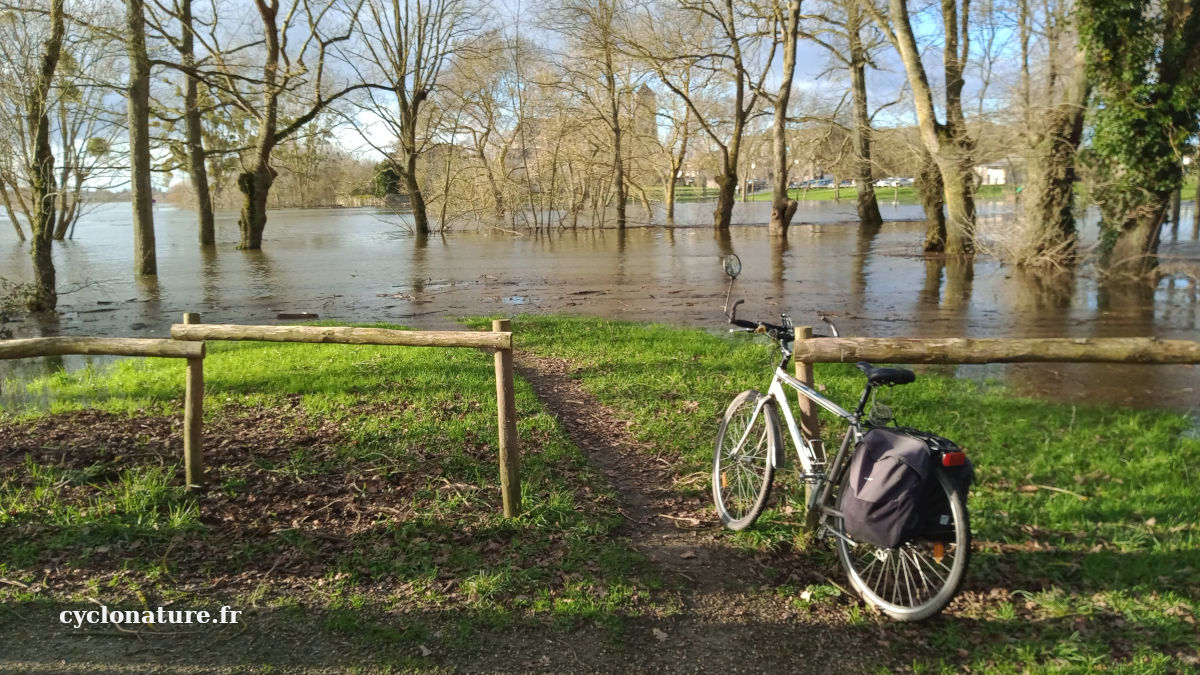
974, 157, 1025, 186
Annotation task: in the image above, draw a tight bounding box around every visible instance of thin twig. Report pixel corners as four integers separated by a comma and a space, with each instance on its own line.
1032, 484, 1089, 501
658, 513, 702, 527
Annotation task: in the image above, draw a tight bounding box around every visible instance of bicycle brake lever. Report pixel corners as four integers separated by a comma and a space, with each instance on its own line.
821, 315, 840, 338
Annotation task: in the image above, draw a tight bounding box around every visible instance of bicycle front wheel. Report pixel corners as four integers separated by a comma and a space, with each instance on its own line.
712, 389, 780, 531
835, 468, 971, 621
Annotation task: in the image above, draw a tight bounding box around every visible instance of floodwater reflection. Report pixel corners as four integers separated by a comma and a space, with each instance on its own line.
0, 202, 1198, 413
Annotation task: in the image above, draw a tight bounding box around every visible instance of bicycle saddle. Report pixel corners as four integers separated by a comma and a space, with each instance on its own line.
856, 361, 916, 386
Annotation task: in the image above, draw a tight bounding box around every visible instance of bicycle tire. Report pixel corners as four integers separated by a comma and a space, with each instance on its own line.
712, 389, 780, 531
834, 468, 971, 621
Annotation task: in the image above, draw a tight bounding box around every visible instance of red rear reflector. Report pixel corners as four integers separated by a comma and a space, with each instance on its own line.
942, 451, 966, 467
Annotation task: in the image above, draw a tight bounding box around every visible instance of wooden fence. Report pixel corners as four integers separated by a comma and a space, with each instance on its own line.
7, 322, 1199, 520
788, 330, 1200, 437
0, 335, 206, 487
169, 316, 521, 517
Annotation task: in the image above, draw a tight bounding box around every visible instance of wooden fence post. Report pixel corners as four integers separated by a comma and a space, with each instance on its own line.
795, 326, 819, 444
493, 319, 521, 517
182, 312, 204, 489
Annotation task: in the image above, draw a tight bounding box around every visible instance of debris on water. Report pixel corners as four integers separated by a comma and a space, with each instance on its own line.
276, 312, 319, 319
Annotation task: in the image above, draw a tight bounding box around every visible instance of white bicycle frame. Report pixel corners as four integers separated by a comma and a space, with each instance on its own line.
765, 367, 858, 469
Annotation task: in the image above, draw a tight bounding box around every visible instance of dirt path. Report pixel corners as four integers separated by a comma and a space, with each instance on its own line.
512, 353, 895, 673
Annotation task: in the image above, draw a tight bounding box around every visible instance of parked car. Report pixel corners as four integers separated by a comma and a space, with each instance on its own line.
839, 180, 854, 187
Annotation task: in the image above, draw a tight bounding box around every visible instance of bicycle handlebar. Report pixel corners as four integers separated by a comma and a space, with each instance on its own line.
726, 298, 839, 341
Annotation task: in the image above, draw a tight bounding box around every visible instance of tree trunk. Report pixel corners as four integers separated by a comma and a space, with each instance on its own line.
127, 0, 156, 275
664, 177, 676, 224
405, 161, 431, 235
1020, 46, 1087, 263
939, 147, 976, 254
1170, 180, 1182, 226
181, 0, 214, 246
237, 164, 273, 250
916, 150, 946, 251
886, 0, 975, 254
1103, 200, 1167, 277
713, 172, 737, 229
849, 12, 882, 229
604, 42, 626, 230
768, 0, 801, 238
27, 0, 65, 312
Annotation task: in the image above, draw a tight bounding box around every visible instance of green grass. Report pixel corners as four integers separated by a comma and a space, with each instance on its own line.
464, 315, 1200, 672
0, 322, 656, 642
3, 317, 1198, 671
641, 183, 1013, 204
745, 184, 1012, 203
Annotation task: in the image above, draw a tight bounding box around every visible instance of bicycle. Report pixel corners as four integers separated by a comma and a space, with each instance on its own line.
712, 253, 972, 621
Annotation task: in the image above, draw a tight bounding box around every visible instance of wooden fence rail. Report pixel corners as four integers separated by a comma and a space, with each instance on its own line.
789, 331, 1200, 437
791, 335, 1200, 365
170, 317, 521, 517
0, 335, 206, 488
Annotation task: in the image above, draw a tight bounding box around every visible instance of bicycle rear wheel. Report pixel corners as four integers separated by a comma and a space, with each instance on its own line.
834, 468, 971, 621
712, 390, 780, 531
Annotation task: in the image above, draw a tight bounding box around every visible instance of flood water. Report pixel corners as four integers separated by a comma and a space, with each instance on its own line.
2, 198, 1198, 414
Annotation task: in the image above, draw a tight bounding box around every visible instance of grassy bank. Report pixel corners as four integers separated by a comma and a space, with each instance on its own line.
2, 317, 1198, 671
646, 184, 1012, 204
466, 316, 1200, 672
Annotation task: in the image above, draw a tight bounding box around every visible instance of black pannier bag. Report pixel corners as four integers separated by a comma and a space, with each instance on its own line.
896, 428, 974, 542
842, 428, 932, 549
843, 427, 974, 549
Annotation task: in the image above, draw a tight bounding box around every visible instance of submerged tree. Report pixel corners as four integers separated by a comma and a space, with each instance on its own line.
868, 0, 977, 254
127, 0, 156, 275
353, 0, 481, 236
8, 0, 67, 310
627, 0, 775, 230
223, 0, 362, 250
1079, 0, 1200, 277
767, 0, 802, 237
1014, 0, 1089, 266
803, 0, 885, 229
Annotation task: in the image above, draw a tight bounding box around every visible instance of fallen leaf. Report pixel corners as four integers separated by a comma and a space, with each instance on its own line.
418, 645, 432, 657
679, 550, 696, 559
652, 628, 668, 642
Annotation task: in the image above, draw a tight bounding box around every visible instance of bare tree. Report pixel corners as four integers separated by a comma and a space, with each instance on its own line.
126, 0, 156, 275
351, 0, 482, 236
2, 0, 67, 309
626, 0, 776, 230
548, 0, 632, 229
215, 0, 363, 250
767, 0, 802, 237
802, 0, 887, 228
146, 0, 221, 245
868, 0, 977, 254
1013, 0, 1087, 265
